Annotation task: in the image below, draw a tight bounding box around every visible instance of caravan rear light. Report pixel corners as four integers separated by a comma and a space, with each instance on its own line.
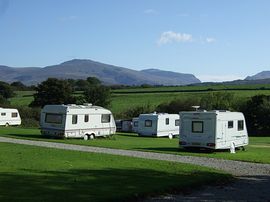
206, 143, 215, 147
179, 141, 187, 145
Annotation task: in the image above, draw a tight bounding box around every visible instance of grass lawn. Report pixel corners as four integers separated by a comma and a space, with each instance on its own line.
0, 142, 230, 202
9, 91, 35, 106
1, 127, 270, 164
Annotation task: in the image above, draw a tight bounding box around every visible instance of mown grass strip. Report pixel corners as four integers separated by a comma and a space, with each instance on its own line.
0, 142, 230, 202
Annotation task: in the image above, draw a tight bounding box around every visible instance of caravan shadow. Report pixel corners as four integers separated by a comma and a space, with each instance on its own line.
139, 147, 217, 154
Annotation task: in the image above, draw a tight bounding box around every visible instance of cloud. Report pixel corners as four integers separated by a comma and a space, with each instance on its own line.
197, 75, 244, 82
157, 31, 193, 45
144, 9, 158, 15
206, 37, 216, 43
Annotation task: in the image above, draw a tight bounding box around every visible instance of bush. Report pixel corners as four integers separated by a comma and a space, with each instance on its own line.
200, 92, 236, 111
115, 104, 153, 119
17, 106, 41, 128
156, 98, 200, 114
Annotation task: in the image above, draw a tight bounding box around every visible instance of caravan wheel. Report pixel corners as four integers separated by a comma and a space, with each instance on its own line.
168, 134, 173, 139
83, 134, 89, 141
5, 123, 9, 127
89, 134, 95, 140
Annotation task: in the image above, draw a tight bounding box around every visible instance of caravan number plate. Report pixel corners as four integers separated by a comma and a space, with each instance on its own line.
191, 142, 201, 146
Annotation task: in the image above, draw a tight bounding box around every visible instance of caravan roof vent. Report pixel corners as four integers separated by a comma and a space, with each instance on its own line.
191, 106, 200, 111
211, 110, 230, 112
83, 103, 92, 106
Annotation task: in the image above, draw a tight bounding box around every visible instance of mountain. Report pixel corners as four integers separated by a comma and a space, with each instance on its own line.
0, 59, 201, 86
245, 71, 270, 80
141, 69, 200, 85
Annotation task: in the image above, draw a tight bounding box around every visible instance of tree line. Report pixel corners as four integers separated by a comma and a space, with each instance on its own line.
0, 79, 270, 136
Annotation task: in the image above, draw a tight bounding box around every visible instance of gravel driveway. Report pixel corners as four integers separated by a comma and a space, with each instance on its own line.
0, 136, 269, 201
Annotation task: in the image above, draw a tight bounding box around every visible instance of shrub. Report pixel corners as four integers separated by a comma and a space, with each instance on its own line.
156, 98, 200, 114
200, 92, 236, 111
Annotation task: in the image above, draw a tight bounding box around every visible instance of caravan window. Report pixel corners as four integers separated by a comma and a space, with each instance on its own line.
238, 120, 244, 131
133, 121, 138, 127
12, 112, 18, 118
228, 121, 234, 128
165, 118, 169, 125
1, 113, 6, 116
175, 119, 180, 126
145, 120, 152, 127
192, 121, 203, 133
72, 115, 78, 124
101, 114, 111, 123
45, 113, 63, 124
84, 115, 89, 122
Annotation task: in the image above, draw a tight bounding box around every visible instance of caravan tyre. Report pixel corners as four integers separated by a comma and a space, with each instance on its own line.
168, 134, 173, 139
89, 134, 95, 140
5, 123, 9, 127
83, 134, 89, 141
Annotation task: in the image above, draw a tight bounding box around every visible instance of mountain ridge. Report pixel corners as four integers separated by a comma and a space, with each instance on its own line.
0, 59, 201, 86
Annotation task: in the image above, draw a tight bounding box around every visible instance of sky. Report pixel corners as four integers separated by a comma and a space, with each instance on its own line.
0, 0, 270, 82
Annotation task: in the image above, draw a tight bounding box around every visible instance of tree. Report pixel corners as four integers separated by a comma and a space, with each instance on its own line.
86, 77, 101, 86
0, 95, 9, 106
0, 81, 14, 99
75, 79, 90, 91
241, 95, 270, 136
11, 81, 27, 90
200, 92, 236, 110
83, 85, 111, 107
30, 78, 75, 107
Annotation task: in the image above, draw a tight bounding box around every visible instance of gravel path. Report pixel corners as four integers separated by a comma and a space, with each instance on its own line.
1, 136, 270, 201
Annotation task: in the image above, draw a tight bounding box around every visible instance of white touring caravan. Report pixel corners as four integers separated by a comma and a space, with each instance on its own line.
137, 112, 180, 138
0, 107, 21, 126
40, 104, 116, 140
132, 117, 139, 133
179, 110, 248, 150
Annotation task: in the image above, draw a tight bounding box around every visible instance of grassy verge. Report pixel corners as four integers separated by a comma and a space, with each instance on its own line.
1, 127, 270, 164
0, 142, 230, 202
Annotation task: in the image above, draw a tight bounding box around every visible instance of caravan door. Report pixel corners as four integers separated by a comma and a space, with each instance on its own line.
216, 120, 227, 148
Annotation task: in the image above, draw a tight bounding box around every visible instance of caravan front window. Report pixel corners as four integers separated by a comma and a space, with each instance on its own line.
145, 120, 152, 127
45, 113, 63, 124
101, 114, 111, 123
192, 121, 203, 133
133, 121, 138, 127
238, 120, 244, 131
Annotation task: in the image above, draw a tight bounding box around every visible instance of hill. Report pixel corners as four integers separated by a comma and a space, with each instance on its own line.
0, 59, 200, 86
245, 71, 270, 80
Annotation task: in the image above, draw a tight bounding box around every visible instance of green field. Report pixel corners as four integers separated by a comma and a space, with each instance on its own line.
1, 127, 270, 164
9, 85, 270, 114
0, 142, 230, 201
